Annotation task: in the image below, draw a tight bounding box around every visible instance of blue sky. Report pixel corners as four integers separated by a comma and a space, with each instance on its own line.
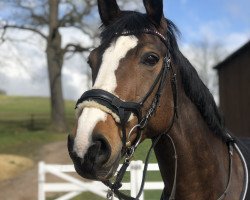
164, 0, 250, 46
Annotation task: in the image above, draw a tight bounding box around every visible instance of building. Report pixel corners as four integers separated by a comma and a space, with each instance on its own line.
214, 41, 250, 137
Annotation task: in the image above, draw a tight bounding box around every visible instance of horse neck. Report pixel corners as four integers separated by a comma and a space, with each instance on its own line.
152, 75, 230, 199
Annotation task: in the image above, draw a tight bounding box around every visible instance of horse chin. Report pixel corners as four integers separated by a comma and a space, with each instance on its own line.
70, 153, 121, 181
93, 153, 121, 181
68, 135, 122, 181
101, 157, 121, 180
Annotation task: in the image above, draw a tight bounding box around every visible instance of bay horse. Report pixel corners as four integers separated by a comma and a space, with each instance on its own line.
68, 0, 249, 199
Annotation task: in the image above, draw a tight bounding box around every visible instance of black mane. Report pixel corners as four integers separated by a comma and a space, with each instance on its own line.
100, 11, 228, 141
178, 54, 227, 139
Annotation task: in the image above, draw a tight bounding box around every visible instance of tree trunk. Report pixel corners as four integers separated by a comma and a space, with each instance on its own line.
46, 0, 67, 132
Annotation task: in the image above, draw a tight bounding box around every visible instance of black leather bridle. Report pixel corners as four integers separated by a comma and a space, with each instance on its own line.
76, 29, 177, 154
75, 29, 178, 200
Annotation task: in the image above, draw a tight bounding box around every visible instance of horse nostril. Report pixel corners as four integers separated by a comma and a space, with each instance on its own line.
92, 134, 111, 165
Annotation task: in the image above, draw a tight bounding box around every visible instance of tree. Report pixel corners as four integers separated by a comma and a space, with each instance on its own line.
0, 0, 99, 131
0, 88, 6, 95
0, 0, 143, 131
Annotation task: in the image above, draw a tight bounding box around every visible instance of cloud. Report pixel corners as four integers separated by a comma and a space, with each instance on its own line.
179, 25, 249, 105
225, 0, 250, 23
60, 27, 93, 48
0, 28, 91, 100
223, 32, 250, 52
118, 0, 144, 11
1, 9, 249, 102
180, 0, 188, 5
180, 17, 250, 55
62, 54, 91, 100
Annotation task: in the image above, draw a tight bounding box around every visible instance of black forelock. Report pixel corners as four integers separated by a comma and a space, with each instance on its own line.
100, 11, 180, 56
98, 10, 227, 141
100, 11, 155, 43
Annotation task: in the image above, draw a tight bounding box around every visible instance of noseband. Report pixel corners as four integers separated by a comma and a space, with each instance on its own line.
75, 29, 178, 200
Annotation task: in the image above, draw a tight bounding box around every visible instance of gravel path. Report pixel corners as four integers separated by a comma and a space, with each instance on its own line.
0, 141, 72, 200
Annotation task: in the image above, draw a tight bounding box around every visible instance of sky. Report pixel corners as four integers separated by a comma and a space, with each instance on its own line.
166, 0, 249, 48
0, 0, 249, 100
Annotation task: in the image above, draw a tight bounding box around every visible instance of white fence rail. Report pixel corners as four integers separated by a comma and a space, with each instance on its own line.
38, 160, 164, 200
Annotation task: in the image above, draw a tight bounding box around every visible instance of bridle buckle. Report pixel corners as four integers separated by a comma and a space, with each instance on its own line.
125, 146, 135, 162
107, 189, 114, 200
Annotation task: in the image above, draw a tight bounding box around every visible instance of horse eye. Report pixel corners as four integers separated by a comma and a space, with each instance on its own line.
142, 53, 159, 66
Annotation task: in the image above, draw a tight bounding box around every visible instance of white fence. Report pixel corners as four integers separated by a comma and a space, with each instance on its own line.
38, 160, 164, 200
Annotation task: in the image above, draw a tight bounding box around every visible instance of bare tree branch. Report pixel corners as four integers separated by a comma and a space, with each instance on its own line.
3, 25, 47, 39
10, 0, 48, 26
0, 0, 142, 131
0, 27, 7, 43
30, 13, 48, 25
59, 0, 95, 31
63, 43, 91, 54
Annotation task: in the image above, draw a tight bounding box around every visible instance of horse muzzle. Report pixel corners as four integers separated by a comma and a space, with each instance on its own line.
67, 135, 119, 180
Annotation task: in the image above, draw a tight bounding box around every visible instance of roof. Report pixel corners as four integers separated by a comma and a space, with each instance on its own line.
214, 40, 250, 69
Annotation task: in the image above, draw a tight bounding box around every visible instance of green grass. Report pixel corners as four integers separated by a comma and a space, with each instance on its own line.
0, 94, 163, 200
0, 94, 75, 159
0, 95, 75, 125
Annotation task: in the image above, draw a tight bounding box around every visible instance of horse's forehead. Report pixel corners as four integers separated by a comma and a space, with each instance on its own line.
93, 36, 139, 93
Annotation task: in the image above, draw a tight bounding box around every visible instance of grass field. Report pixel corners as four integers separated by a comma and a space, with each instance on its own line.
0, 95, 74, 159
0, 94, 163, 200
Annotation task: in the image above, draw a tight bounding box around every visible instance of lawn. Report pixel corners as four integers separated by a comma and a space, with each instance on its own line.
0, 95, 75, 159
0, 94, 163, 200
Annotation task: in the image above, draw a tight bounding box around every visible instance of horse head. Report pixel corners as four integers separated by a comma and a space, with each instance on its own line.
68, 0, 175, 181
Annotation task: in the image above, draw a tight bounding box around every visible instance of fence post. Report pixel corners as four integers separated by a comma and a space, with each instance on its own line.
130, 160, 144, 200
38, 161, 45, 200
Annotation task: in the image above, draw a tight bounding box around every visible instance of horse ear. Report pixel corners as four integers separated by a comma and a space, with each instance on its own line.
98, 0, 121, 26
143, 0, 164, 26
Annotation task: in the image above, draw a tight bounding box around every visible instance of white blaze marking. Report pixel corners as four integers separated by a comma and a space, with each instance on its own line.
74, 36, 138, 158
74, 108, 106, 158
93, 36, 138, 92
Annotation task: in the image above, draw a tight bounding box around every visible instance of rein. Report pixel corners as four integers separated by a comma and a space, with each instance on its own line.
76, 29, 241, 200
